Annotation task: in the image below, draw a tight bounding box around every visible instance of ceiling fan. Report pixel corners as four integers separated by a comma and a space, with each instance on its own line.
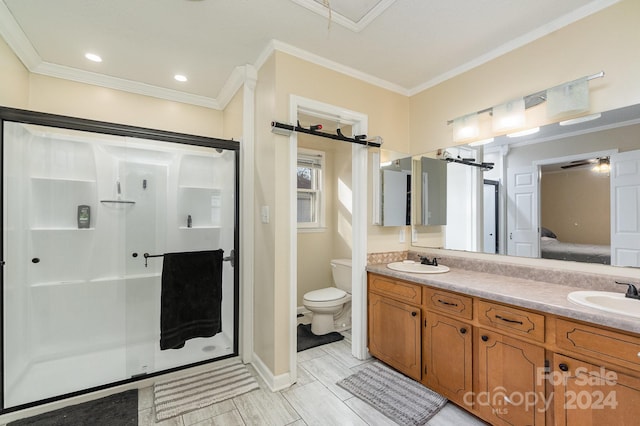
560, 157, 608, 170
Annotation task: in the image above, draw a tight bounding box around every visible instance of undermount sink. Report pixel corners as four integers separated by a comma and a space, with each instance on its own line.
567, 291, 640, 319
386, 261, 449, 274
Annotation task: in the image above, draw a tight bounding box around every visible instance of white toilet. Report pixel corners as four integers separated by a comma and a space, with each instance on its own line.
303, 258, 352, 335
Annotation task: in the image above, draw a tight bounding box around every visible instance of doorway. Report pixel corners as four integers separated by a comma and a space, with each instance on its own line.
287, 96, 369, 382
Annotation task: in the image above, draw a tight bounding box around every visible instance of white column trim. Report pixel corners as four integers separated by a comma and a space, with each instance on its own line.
240, 65, 257, 364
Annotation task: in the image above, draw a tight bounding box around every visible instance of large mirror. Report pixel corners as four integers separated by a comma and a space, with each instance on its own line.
379, 152, 411, 226
411, 103, 640, 269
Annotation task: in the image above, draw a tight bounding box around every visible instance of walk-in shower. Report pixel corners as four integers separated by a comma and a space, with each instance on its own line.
1, 109, 239, 411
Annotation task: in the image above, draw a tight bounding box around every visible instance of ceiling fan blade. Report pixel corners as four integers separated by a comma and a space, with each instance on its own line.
560, 161, 591, 169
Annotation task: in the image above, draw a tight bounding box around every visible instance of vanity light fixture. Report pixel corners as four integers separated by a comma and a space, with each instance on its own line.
85, 53, 102, 62
174, 74, 188, 82
468, 137, 495, 147
453, 113, 480, 142
506, 127, 540, 138
493, 98, 526, 132
559, 113, 602, 126
447, 71, 605, 142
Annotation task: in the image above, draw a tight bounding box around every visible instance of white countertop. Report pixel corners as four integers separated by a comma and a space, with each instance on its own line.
367, 263, 640, 335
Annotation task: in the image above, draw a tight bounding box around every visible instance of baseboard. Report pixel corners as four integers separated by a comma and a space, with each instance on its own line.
250, 352, 294, 392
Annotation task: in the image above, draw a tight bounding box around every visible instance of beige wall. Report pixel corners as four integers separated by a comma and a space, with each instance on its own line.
0, 37, 29, 108
223, 87, 243, 141
409, 0, 640, 156
541, 169, 610, 245
253, 51, 411, 375
0, 37, 223, 137
296, 137, 352, 307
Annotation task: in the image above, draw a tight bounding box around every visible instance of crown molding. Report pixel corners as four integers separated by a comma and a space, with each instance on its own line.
32, 61, 220, 109
408, 0, 621, 96
0, 1, 40, 69
264, 39, 409, 96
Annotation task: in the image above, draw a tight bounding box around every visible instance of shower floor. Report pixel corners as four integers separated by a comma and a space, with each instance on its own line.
5, 333, 233, 409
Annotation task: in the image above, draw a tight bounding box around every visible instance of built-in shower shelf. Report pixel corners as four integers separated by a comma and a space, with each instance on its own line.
31, 227, 95, 231
30, 176, 96, 183
178, 225, 221, 229
91, 273, 161, 282
100, 200, 136, 205
179, 185, 221, 190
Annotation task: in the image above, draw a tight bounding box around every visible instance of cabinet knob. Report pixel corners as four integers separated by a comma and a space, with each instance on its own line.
460, 328, 467, 334
31, 258, 40, 264
559, 363, 569, 372
411, 311, 417, 317
481, 335, 489, 342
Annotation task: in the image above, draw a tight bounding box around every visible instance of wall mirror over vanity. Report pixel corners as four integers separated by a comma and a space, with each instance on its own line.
377, 101, 640, 269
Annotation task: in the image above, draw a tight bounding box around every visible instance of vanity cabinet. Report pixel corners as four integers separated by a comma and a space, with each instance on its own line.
477, 328, 546, 425
552, 353, 640, 425
551, 318, 640, 424
367, 275, 422, 380
422, 287, 473, 408
367, 271, 640, 426
423, 311, 472, 408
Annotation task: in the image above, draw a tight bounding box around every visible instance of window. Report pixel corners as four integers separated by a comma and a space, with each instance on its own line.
297, 149, 325, 229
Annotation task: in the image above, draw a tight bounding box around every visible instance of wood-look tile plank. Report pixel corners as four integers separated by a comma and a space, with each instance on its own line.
343, 396, 398, 426
321, 340, 368, 369
138, 407, 184, 426
298, 354, 354, 400
191, 409, 246, 426
427, 403, 488, 425
282, 381, 367, 426
233, 387, 300, 426
181, 399, 236, 426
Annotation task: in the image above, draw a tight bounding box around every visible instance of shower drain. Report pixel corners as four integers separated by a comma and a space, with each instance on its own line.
202, 345, 217, 352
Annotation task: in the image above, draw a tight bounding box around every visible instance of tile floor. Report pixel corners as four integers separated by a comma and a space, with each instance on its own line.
137, 332, 487, 425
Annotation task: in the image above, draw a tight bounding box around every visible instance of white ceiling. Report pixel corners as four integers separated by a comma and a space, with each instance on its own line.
0, 0, 620, 109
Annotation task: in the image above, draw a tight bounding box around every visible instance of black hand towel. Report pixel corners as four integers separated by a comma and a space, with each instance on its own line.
160, 249, 223, 350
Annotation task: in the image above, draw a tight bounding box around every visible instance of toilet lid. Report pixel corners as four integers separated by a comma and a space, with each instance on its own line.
304, 287, 347, 302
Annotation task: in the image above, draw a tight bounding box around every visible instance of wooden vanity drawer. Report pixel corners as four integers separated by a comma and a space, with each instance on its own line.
478, 300, 545, 342
556, 318, 640, 371
423, 288, 473, 320
368, 274, 422, 305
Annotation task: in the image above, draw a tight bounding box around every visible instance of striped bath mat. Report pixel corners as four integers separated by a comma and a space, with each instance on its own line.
154, 360, 259, 421
337, 362, 447, 425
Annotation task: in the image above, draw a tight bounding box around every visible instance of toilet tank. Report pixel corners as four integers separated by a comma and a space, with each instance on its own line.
330, 258, 352, 292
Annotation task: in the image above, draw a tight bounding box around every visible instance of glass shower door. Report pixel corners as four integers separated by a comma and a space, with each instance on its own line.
2, 117, 238, 410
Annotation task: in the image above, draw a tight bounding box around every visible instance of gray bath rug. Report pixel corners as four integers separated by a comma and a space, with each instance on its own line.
337, 362, 447, 425
297, 323, 344, 352
8, 389, 137, 425
154, 359, 259, 421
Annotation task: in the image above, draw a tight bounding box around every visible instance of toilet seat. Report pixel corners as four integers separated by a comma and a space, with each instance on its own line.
304, 287, 346, 302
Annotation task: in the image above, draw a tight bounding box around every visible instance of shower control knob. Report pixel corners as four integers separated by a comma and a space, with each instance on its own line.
32, 258, 40, 264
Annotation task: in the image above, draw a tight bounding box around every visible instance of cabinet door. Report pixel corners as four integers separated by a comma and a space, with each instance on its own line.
477, 329, 546, 425
368, 292, 421, 380
423, 311, 472, 408
553, 353, 640, 425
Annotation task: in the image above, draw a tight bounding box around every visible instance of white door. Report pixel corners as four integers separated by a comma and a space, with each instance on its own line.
610, 150, 640, 267
483, 182, 497, 254
507, 166, 539, 257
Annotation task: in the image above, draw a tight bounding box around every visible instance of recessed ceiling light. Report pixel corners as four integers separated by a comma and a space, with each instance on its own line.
85, 53, 102, 62
174, 74, 188, 82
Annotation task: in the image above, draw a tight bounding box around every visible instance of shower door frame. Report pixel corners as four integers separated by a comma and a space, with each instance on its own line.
0, 106, 240, 414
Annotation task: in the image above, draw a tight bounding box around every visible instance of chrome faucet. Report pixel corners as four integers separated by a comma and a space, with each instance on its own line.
419, 256, 438, 266
615, 281, 640, 300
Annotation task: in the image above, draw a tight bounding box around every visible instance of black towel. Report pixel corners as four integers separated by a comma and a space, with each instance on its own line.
160, 249, 223, 350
